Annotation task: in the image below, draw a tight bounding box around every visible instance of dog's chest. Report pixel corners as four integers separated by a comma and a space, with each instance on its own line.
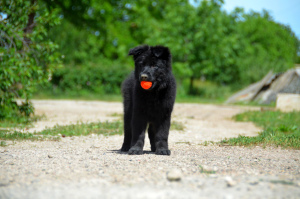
142, 93, 166, 118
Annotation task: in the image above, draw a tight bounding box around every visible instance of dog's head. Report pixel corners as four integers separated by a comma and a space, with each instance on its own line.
128, 45, 172, 91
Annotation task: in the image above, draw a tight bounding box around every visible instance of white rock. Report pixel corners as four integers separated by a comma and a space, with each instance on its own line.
225, 176, 236, 187
167, 169, 182, 181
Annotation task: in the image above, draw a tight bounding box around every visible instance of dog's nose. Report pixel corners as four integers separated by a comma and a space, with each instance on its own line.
141, 74, 148, 81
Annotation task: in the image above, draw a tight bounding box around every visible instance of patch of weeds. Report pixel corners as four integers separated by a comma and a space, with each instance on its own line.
0, 114, 45, 129
221, 110, 300, 149
0, 141, 7, 147
109, 112, 123, 118
199, 165, 216, 174
201, 141, 215, 146
175, 141, 191, 145
0, 131, 60, 142
0, 121, 123, 146
270, 180, 296, 186
171, 121, 185, 131
234, 101, 276, 108
39, 121, 123, 137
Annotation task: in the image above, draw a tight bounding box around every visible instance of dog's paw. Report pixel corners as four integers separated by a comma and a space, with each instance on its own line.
128, 146, 143, 155
151, 146, 156, 152
156, 148, 171, 156
120, 144, 131, 152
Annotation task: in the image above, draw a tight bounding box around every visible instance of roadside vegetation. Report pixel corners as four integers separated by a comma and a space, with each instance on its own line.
1, 0, 299, 124
0, 1, 299, 150
0, 115, 44, 129
0, 121, 123, 146
221, 110, 300, 149
0, 119, 185, 146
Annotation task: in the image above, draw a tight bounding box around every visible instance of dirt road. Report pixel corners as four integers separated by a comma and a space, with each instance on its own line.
0, 100, 299, 198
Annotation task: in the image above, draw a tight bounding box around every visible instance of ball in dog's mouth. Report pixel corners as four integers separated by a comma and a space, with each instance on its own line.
140, 81, 152, 90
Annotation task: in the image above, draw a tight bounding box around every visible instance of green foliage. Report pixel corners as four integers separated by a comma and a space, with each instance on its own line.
0, 0, 61, 119
180, 79, 232, 98
145, 0, 244, 93
45, 59, 132, 95
3, 0, 299, 103
221, 111, 300, 149
233, 9, 299, 84
44, 0, 297, 96
44, 0, 137, 63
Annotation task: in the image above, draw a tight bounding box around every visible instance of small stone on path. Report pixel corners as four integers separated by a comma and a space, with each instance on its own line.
167, 169, 182, 182
225, 176, 236, 187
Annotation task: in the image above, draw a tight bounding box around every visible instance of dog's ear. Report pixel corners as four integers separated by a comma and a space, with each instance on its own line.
128, 45, 149, 58
151, 46, 171, 61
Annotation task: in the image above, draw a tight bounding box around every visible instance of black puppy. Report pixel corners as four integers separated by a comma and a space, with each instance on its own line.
120, 45, 176, 155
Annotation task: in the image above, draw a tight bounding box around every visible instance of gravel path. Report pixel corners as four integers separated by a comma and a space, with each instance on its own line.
0, 100, 299, 199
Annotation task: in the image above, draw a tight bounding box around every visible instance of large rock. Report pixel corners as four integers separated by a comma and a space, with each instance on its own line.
276, 93, 300, 112
226, 67, 300, 104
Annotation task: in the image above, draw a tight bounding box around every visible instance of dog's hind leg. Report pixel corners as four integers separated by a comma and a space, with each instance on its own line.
120, 110, 132, 151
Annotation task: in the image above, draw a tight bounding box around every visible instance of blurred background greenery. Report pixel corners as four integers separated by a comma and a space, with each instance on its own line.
1, 0, 299, 119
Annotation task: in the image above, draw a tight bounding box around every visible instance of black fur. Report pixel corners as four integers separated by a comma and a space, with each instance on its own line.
120, 45, 176, 155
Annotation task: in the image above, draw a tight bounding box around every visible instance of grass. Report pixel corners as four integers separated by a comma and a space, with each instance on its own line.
0, 118, 184, 145
199, 165, 216, 174
39, 121, 123, 137
0, 102, 184, 146
233, 101, 276, 108
0, 114, 45, 129
0, 131, 61, 142
270, 180, 296, 186
220, 110, 300, 149
170, 121, 185, 131
1, 141, 7, 147
0, 121, 123, 145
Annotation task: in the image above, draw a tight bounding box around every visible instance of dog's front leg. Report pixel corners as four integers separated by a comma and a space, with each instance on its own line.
154, 117, 171, 155
128, 113, 147, 155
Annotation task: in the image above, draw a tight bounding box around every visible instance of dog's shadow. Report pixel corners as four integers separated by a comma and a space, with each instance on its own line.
109, 149, 155, 155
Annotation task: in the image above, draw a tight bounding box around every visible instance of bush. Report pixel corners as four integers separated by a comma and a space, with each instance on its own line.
44, 59, 132, 95
177, 79, 232, 99
0, 1, 61, 119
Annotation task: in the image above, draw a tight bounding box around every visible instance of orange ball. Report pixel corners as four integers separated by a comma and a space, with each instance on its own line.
141, 81, 152, 90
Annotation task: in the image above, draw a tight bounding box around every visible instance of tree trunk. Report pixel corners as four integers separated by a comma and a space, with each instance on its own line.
23, 0, 37, 45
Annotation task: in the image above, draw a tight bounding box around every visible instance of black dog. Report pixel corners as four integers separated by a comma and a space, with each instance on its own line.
120, 45, 176, 155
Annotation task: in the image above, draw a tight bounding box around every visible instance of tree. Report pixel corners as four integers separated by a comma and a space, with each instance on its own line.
146, 0, 242, 93
0, 0, 61, 119
43, 0, 137, 62
35, 0, 300, 97
234, 9, 299, 84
